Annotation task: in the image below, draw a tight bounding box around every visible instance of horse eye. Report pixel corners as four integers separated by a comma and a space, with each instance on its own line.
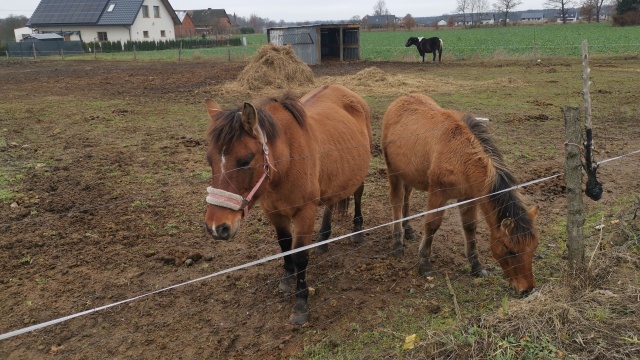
236, 154, 255, 168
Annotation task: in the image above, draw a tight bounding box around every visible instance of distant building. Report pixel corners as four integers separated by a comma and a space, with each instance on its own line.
362, 15, 397, 28
521, 12, 544, 22
175, 10, 195, 37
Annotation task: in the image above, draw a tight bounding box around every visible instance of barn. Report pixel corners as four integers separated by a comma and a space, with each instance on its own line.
267, 23, 360, 65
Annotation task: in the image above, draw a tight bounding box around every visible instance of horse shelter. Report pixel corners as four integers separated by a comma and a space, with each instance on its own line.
266, 23, 360, 65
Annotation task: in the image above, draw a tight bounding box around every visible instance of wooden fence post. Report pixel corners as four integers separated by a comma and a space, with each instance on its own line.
564, 105, 585, 267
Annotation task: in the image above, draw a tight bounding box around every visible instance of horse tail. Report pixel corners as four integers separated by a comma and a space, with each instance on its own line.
334, 196, 350, 217
462, 115, 534, 243
439, 38, 443, 51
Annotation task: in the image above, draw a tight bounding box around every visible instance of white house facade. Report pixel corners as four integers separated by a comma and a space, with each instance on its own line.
28, 0, 180, 44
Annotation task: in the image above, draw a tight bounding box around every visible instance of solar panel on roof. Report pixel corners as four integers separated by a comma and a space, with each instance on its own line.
29, 0, 109, 25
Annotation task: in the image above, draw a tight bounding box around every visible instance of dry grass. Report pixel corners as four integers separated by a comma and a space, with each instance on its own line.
236, 44, 314, 91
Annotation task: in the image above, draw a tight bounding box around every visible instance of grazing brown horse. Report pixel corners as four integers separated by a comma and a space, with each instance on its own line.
203, 84, 372, 324
381, 94, 540, 295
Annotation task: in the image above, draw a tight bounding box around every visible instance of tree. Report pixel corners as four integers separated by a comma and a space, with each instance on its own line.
545, 0, 576, 24
457, 0, 470, 27
0, 15, 28, 45
580, 0, 598, 22
403, 14, 416, 29
472, 0, 490, 25
613, 0, 640, 25
493, 0, 523, 25
373, 0, 390, 16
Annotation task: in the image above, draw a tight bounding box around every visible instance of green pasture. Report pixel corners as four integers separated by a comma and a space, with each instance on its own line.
364, 22, 640, 60
8, 23, 640, 62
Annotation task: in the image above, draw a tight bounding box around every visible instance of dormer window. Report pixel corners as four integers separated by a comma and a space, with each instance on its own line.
107, 4, 115, 12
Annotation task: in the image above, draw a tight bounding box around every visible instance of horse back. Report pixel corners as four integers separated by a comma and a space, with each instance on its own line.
382, 94, 491, 195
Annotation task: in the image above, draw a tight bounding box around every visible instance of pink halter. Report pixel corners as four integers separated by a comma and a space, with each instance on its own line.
206, 139, 272, 218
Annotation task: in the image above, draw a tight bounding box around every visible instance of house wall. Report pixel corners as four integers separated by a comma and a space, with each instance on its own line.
130, 0, 176, 41
175, 15, 195, 37
38, 0, 175, 43
37, 25, 131, 42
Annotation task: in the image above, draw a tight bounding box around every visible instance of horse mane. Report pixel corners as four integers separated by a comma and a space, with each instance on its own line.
461, 115, 535, 245
207, 92, 306, 152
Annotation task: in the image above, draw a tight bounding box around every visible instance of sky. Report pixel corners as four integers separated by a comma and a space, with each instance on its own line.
2, 0, 549, 22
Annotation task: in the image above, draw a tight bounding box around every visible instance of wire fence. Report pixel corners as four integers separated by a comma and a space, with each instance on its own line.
1, 142, 638, 342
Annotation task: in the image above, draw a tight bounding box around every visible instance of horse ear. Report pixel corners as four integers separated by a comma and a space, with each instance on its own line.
528, 205, 540, 221
204, 99, 221, 121
501, 218, 515, 235
241, 102, 263, 141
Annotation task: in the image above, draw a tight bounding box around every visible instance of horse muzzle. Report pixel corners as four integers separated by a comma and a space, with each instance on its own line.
204, 221, 239, 240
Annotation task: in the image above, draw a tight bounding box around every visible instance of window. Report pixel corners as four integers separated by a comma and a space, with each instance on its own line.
153, 6, 160, 18
107, 4, 115, 12
97, 32, 108, 41
160, 30, 166, 37
143, 31, 149, 38
142, 5, 149, 18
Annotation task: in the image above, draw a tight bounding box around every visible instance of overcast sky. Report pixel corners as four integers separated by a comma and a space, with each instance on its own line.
2, 0, 549, 22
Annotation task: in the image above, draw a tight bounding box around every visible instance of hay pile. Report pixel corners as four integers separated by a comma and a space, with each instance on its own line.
236, 44, 314, 91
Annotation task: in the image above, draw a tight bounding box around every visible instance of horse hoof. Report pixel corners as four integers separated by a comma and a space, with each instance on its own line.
392, 246, 404, 257
474, 269, 489, 278
290, 300, 309, 325
419, 264, 434, 277
404, 230, 415, 241
351, 233, 364, 244
315, 243, 329, 254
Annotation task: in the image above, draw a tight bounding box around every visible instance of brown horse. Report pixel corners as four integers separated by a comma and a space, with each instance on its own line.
203, 84, 372, 324
381, 94, 540, 295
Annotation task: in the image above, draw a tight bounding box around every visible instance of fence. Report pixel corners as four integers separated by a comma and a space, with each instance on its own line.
7, 40, 84, 58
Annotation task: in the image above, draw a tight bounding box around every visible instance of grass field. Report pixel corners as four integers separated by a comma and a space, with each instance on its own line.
8, 23, 640, 62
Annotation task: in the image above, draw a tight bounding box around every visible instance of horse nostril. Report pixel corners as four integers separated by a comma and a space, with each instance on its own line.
215, 223, 231, 239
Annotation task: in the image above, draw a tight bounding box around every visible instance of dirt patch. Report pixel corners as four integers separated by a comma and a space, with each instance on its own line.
0, 59, 638, 359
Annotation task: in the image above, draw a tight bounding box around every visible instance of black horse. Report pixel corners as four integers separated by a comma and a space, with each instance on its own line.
405, 37, 443, 63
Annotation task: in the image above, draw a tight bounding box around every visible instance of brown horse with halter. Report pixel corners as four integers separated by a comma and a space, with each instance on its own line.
203, 84, 372, 324
381, 94, 540, 296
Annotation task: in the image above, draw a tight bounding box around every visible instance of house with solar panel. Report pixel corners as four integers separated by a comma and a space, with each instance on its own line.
27, 0, 181, 44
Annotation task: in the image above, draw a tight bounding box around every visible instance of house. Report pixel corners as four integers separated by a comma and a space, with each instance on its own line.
175, 10, 195, 37
27, 0, 181, 44
437, 20, 447, 27
477, 15, 495, 25
185, 9, 232, 36
521, 12, 544, 22
362, 15, 397, 28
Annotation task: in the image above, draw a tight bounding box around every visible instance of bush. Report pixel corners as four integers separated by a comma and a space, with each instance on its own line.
240, 27, 255, 34
612, 10, 640, 26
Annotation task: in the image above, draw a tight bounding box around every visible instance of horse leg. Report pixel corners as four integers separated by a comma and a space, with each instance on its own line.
351, 183, 365, 244
418, 193, 447, 276
316, 205, 332, 254
289, 205, 316, 325
267, 212, 296, 292
459, 201, 489, 277
388, 173, 406, 256
432, 51, 436, 62
402, 184, 415, 241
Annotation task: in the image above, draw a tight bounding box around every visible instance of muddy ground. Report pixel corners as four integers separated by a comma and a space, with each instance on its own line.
1, 58, 639, 359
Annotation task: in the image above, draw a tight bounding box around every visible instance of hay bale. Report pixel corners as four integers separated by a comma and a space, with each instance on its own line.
236, 44, 314, 90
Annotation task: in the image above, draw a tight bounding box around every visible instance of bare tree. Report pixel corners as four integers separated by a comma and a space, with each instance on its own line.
472, 0, 491, 25
594, 0, 608, 22
493, 0, 523, 25
545, 0, 575, 23
580, 0, 598, 21
373, 0, 390, 16
457, 0, 470, 27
